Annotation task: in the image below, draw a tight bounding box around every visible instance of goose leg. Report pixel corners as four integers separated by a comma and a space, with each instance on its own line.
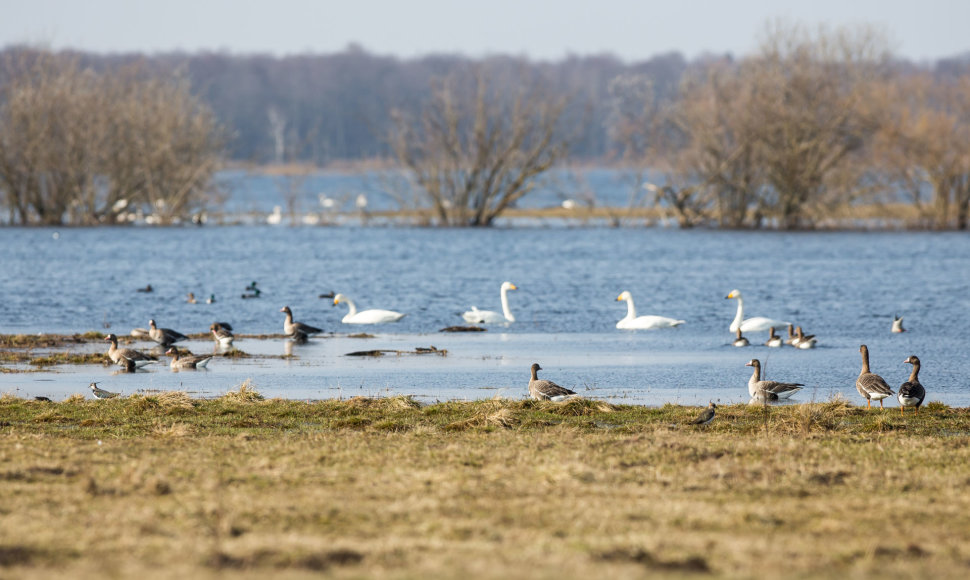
867, 399, 871, 409
879, 400, 884, 409
900, 406, 904, 415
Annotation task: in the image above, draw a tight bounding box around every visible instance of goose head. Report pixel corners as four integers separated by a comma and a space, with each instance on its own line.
904, 355, 920, 366
280, 306, 292, 315
531, 363, 542, 373
148, 319, 157, 329
744, 359, 760, 369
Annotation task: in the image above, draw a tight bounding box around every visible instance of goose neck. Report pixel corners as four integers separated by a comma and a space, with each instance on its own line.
860, 348, 870, 374
908, 361, 920, 383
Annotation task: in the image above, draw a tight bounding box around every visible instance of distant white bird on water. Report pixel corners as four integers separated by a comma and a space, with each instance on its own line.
725, 289, 790, 333
615, 290, 685, 329
333, 293, 406, 324
462, 282, 517, 324
892, 315, 906, 333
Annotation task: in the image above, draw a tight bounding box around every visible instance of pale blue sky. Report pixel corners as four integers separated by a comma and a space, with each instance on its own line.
2, 0, 967, 62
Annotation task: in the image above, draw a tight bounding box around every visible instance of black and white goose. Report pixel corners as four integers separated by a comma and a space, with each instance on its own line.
280, 306, 322, 337
165, 348, 212, 370
148, 319, 188, 347
898, 355, 925, 414
104, 333, 157, 368
745, 359, 803, 399
856, 345, 894, 409
528, 363, 578, 402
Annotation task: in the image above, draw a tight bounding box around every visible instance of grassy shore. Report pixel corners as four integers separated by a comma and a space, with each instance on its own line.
2, 389, 970, 579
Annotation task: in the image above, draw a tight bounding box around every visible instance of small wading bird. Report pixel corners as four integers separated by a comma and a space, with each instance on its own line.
333, 293, 406, 324
745, 359, 803, 399
165, 348, 213, 370
148, 319, 188, 347
280, 306, 322, 338
89, 382, 120, 399
898, 355, 925, 415
462, 281, 517, 324
691, 402, 716, 425
614, 290, 685, 329
528, 363, 578, 402
856, 345, 894, 409
892, 315, 906, 333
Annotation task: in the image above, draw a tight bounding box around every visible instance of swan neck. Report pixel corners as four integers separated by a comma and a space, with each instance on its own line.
731, 297, 744, 330
500, 287, 514, 321
624, 296, 637, 319
344, 299, 358, 317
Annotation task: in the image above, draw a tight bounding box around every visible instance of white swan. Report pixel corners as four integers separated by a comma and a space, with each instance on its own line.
333, 293, 406, 324
462, 281, 517, 324
615, 291, 685, 329
725, 289, 790, 333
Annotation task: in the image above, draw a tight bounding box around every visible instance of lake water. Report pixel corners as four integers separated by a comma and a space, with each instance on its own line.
1, 225, 968, 407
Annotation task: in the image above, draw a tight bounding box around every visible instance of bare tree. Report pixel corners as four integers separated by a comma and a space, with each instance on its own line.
389, 68, 569, 226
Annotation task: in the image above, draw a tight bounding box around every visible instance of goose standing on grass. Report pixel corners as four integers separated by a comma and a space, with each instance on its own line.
898, 355, 925, 414
725, 289, 790, 334
765, 327, 783, 348
333, 293, 406, 324
210, 322, 234, 348
165, 348, 213, 370
528, 363, 578, 401
615, 290, 685, 329
462, 281, 517, 324
691, 402, 717, 425
89, 382, 120, 399
148, 319, 188, 347
745, 359, 803, 399
733, 329, 750, 347
794, 326, 817, 349
104, 334, 157, 368
280, 306, 322, 337
892, 315, 906, 333
856, 344, 894, 409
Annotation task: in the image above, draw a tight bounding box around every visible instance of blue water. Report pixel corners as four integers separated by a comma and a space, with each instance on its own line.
1, 226, 969, 407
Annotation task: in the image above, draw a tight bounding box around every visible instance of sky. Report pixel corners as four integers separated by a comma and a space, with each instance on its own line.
2, 0, 968, 63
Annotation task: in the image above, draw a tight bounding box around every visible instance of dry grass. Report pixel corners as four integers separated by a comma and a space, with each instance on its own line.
1, 394, 970, 579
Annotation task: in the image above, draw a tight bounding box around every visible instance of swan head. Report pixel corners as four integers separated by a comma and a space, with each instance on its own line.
501, 282, 517, 291
725, 289, 742, 300
617, 291, 632, 302
333, 293, 347, 306
744, 359, 760, 368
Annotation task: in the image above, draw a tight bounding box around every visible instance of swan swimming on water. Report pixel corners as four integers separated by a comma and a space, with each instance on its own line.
333, 293, 406, 324
462, 282, 517, 324
725, 289, 790, 333
615, 291, 685, 329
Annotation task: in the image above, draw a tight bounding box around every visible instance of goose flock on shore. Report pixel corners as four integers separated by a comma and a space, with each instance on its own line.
74, 281, 927, 413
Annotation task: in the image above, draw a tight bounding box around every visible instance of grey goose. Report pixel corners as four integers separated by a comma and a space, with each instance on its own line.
528, 363, 578, 402
280, 306, 322, 337
733, 328, 749, 347
148, 319, 188, 347
745, 359, 803, 399
856, 345, 894, 409
165, 348, 212, 370
210, 322, 234, 347
104, 334, 157, 368
764, 327, 783, 348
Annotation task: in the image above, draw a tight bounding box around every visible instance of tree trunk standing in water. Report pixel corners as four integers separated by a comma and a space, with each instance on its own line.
389, 68, 568, 226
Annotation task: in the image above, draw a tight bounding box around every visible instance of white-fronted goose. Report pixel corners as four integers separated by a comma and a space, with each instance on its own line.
691, 402, 716, 425
148, 319, 188, 347
898, 355, 925, 414
856, 345, 894, 409
615, 290, 685, 329
733, 328, 749, 347
210, 322, 234, 347
765, 327, 783, 348
528, 363, 578, 402
280, 306, 322, 337
745, 359, 803, 399
892, 315, 906, 333
333, 293, 406, 324
784, 324, 797, 346
462, 282, 517, 324
104, 334, 157, 368
186, 292, 197, 304
165, 347, 212, 370
725, 289, 790, 333
89, 382, 120, 399
794, 326, 817, 349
